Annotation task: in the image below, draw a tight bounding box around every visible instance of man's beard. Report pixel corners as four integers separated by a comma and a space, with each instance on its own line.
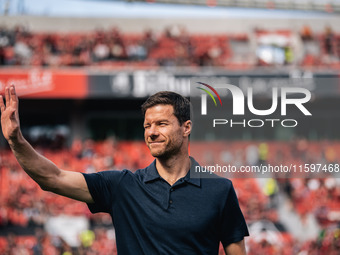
149, 139, 183, 159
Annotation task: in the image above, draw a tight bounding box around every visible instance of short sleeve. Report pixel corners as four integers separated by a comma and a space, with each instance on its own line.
82, 170, 127, 214
220, 183, 249, 247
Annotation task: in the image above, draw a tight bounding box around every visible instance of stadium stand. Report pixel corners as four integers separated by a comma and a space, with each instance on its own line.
0, 139, 339, 254
0, 24, 340, 69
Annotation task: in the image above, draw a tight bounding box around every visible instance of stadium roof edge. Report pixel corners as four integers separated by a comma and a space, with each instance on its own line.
1, 15, 340, 33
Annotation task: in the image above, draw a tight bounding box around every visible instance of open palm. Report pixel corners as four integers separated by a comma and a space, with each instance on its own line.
0, 85, 20, 141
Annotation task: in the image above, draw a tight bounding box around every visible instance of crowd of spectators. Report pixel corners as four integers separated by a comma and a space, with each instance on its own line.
0, 137, 339, 254
0, 24, 224, 68
0, 24, 339, 69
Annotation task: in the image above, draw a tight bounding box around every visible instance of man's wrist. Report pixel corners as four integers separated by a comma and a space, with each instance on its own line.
8, 131, 25, 148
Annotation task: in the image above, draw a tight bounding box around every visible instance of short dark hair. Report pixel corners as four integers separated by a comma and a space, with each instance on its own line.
141, 91, 190, 125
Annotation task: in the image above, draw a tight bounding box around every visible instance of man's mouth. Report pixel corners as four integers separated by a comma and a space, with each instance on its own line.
148, 141, 165, 145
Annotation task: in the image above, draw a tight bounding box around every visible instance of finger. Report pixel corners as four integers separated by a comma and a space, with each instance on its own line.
0, 95, 5, 113
5, 86, 10, 106
10, 85, 18, 105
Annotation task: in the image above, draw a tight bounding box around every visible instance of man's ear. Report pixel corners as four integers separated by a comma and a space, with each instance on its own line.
183, 120, 192, 137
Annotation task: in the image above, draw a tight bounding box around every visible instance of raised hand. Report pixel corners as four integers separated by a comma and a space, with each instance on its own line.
0, 85, 21, 142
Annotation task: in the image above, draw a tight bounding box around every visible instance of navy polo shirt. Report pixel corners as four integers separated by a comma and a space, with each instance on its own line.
82, 157, 249, 255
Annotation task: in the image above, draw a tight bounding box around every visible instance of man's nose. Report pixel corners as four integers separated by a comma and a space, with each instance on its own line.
146, 125, 159, 138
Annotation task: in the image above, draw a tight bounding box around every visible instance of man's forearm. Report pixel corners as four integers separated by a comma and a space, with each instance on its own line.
1, 85, 92, 203
9, 132, 62, 191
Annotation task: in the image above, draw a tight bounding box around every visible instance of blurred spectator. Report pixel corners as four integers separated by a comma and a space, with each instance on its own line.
126, 40, 147, 61
324, 25, 335, 57
300, 25, 313, 41
92, 38, 110, 62
14, 34, 32, 65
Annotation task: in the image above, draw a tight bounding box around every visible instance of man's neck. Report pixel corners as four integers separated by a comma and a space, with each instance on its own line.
155, 153, 191, 186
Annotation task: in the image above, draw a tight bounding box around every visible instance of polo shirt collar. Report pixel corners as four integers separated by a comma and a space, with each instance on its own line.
143, 160, 161, 183
143, 157, 201, 187
184, 157, 201, 187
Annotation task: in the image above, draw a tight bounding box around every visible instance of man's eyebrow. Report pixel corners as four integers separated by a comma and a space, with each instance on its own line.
157, 119, 170, 123
144, 118, 171, 124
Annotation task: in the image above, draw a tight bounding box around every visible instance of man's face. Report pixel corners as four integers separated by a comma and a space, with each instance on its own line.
144, 104, 189, 159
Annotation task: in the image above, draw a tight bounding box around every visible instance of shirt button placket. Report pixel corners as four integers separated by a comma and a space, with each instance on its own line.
169, 187, 174, 205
